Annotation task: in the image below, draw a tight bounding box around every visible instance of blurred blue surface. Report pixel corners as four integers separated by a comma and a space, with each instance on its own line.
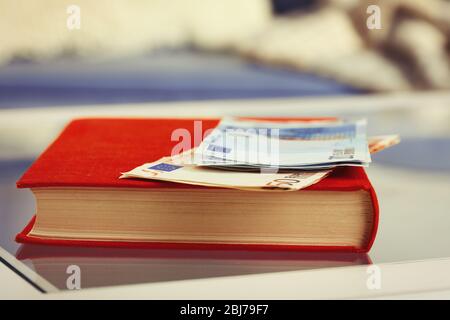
0, 160, 35, 254
0, 50, 362, 108
371, 138, 450, 172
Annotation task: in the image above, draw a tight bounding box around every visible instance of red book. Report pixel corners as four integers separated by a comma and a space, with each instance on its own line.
16, 118, 379, 252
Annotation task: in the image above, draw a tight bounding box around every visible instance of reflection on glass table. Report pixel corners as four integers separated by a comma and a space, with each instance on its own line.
16, 245, 369, 290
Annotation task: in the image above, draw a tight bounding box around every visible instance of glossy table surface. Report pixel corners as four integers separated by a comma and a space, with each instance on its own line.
1, 92, 449, 291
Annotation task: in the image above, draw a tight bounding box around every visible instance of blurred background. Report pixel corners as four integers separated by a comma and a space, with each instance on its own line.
0, 0, 449, 108
0, 0, 449, 290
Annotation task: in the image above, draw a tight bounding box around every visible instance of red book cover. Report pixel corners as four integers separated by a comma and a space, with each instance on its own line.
16, 118, 379, 252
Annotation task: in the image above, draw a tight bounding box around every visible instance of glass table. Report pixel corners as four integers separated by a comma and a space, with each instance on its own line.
1, 93, 449, 291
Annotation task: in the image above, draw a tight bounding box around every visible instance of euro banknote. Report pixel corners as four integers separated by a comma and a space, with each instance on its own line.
121, 150, 330, 191
194, 118, 372, 169
121, 135, 399, 191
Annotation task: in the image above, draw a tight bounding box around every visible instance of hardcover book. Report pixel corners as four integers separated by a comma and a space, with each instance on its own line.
16, 118, 379, 252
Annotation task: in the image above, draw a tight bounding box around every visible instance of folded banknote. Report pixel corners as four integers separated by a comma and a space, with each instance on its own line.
121, 150, 331, 191
194, 118, 372, 170
121, 135, 399, 191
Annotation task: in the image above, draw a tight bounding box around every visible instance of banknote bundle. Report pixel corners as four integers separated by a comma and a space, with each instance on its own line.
122, 149, 331, 191
194, 118, 372, 170
121, 118, 399, 191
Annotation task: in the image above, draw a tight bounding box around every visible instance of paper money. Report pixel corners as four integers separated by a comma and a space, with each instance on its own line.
194, 118, 372, 170
121, 150, 331, 191
368, 135, 400, 154
120, 134, 398, 191
121, 115, 399, 192
194, 134, 400, 171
